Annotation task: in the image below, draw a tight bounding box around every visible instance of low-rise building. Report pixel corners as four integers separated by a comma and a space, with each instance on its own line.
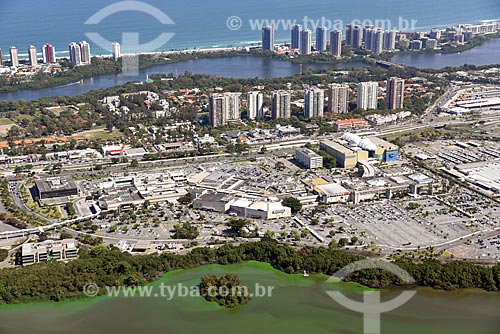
102, 145, 124, 156
193, 192, 236, 212
229, 198, 292, 219
306, 178, 350, 204
295, 148, 323, 169
34, 176, 78, 200
21, 239, 78, 266
333, 119, 369, 132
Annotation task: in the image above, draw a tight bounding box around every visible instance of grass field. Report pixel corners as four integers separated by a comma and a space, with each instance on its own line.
73, 126, 123, 141
0, 118, 16, 137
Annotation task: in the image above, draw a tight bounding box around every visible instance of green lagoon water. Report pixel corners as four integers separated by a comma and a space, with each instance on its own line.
0, 261, 499, 334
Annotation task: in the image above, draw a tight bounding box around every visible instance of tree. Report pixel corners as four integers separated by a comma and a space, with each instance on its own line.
338, 238, 349, 247
350, 236, 359, 245
130, 159, 139, 168
0, 249, 8, 262
173, 222, 199, 239
264, 230, 275, 239
227, 218, 249, 237
199, 274, 251, 308
282, 197, 302, 213
328, 239, 338, 249
177, 193, 193, 205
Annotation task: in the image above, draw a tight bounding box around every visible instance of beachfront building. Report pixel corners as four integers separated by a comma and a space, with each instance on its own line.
9, 46, 19, 67
28, 45, 38, 66
316, 26, 327, 52
42, 44, 56, 64
346, 24, 362, 48
329, 30, 342, 57
69, 42, 82, 66
262, 26, 275, 51
79, 41, 91, 65
291, 24, 301, 49
112, 41, 121, 60
300, 29, 312, 55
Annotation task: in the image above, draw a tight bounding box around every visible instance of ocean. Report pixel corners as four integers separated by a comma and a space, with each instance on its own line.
0, 0, 499, 57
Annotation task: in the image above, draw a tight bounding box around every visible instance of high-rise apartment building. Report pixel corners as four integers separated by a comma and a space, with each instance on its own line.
28, 45, 38, 66
247, 91, 264, 119
271, 91, 291, 119
300, 29, 312, 55
386, 77, 405, 110
209, 93, 241, 126
79, 41, 91, 65
315, 26, 327, 52
112, 41, 121, 60
291, 24, 301, 49
262, 26, 275, 51
10, 46, 19, 67
69, 42, 82, 66
42, 44, 56, 64
329, 30, 342, 57
357, 82, 379, 110
304, 87, 324, 119
327, 83, 349, 114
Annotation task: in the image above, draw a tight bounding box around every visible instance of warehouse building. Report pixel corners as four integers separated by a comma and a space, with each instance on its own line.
320, 140, 358, 168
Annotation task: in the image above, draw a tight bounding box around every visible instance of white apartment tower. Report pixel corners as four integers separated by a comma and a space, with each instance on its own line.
304, 87, 325, 119
247, 91, 264, 119
357, 82, 379, 110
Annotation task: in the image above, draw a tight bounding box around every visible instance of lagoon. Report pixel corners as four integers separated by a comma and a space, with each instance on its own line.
0, 261, 498, 334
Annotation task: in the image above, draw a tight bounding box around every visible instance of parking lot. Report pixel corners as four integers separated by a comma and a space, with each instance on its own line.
329, 201, 472, 249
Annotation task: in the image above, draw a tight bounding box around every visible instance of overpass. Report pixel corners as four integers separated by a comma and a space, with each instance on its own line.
0, 212, 100, 239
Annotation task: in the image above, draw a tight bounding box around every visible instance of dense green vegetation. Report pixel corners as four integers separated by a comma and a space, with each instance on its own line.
0, 177, 43, 228
172, 222, 199, 239
199, 274, 251, 308
282, 197, 303, 213
2, 240, 500, 304
0, 249, 8, 262
0, 58, 121, 93
227, 218, 252, 237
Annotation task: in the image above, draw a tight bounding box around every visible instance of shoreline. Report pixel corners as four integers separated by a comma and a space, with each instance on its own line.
1, 35, 499, 96
0, 241, 499, 306
0, 260, 498, 308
